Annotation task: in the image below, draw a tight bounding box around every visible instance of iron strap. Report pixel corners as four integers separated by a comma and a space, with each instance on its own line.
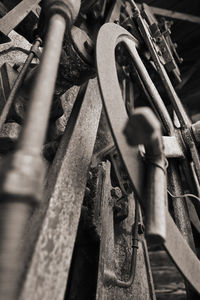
96, 22, 200, 294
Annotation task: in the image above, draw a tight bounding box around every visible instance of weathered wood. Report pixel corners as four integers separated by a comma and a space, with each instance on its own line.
95, 161, 155, 300
20, 78, 102, 300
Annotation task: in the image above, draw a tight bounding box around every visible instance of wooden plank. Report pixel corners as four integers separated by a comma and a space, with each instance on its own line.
20, 78, 102, 300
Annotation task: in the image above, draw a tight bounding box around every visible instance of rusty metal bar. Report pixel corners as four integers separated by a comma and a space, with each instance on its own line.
0, 38, 41, 130
120, 36, 175, 136
0, 13, 64, 300
20, 78, 102, 300
18, 14, 66, 154
0, 1, 81, 299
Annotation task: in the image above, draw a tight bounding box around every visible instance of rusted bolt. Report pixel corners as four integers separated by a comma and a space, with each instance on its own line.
111, 187, 122, 199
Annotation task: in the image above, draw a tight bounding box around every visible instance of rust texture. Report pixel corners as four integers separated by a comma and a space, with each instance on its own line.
95, 161, 155, 300
20, 78, 102, 300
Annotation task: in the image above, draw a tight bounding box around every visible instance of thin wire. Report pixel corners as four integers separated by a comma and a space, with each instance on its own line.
167, 189, 200, 204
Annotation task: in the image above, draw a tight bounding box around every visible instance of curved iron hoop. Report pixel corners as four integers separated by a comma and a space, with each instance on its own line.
96, 22, 200, 294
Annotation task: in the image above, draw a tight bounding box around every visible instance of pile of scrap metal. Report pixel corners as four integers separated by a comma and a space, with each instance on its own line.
0, 1, 200, 300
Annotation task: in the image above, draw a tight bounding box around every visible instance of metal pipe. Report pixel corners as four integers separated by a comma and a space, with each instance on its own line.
18, 14, 66, 155
113, 199, 139, 288
0, 15, 66, 300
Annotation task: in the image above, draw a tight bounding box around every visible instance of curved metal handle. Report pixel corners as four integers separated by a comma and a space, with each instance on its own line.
98, 161, 139, 288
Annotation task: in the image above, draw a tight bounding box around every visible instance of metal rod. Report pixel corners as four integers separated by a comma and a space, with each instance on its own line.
129, 1, 190, 128
18, 14, 66, 155
0, 13, 67, 300
0, 38, 41, 130
123, 37, 174, 135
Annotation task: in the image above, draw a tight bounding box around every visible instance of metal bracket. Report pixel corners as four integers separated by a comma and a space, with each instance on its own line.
95, 161, 155, 298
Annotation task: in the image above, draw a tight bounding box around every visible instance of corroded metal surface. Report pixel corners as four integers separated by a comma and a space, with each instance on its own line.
20, 78, 102, 300
96, 161, 155, 300
96, 22, 200, 295
56, 31, 94, 95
